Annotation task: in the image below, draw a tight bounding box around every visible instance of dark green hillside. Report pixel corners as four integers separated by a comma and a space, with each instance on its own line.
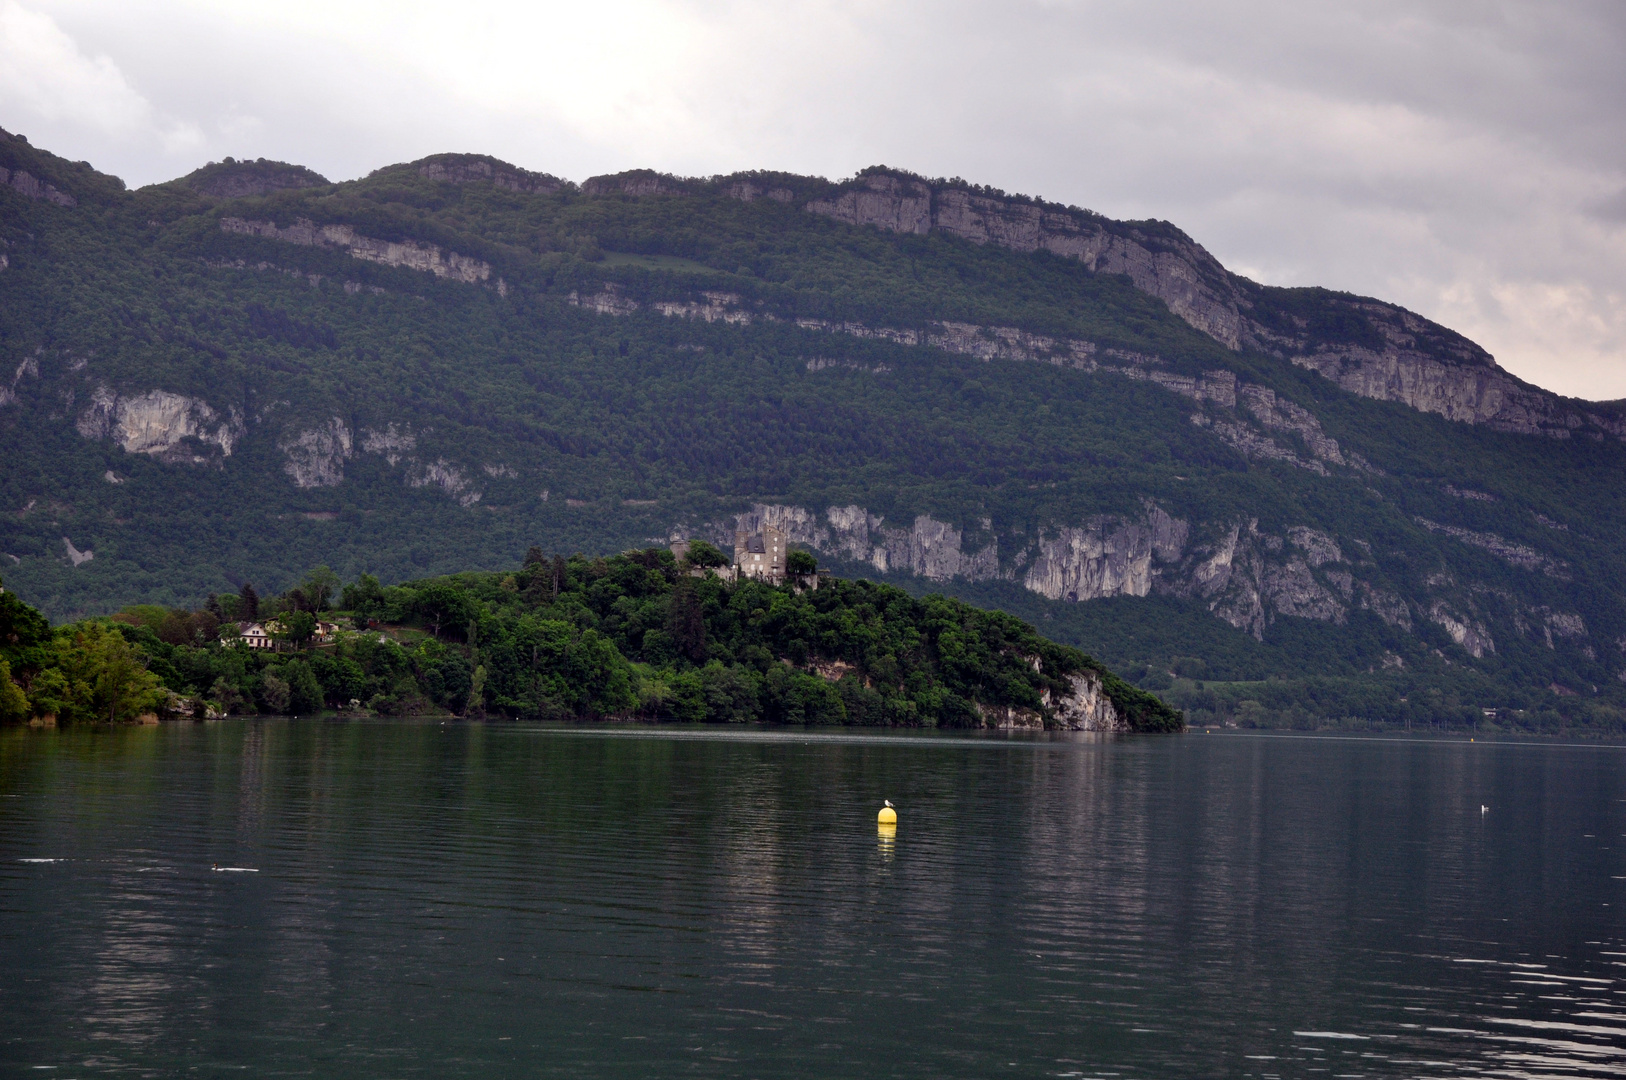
0, 556, 1179, 731
2, 127, 1624, 731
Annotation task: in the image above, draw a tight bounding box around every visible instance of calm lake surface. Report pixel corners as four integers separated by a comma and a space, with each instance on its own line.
2, 723, 1624, 1078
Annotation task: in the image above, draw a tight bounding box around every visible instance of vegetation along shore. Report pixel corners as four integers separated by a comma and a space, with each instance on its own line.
0, 546, 1182, 732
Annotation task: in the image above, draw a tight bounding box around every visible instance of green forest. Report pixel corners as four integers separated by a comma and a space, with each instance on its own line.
3, 128, 1625, 732
0, 549, 1182, 731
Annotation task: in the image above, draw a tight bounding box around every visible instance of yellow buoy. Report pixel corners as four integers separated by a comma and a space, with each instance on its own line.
878, 801, 897, 825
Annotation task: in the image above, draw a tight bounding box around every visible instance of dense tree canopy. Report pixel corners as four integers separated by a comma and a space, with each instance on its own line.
0, 560, 1182, 732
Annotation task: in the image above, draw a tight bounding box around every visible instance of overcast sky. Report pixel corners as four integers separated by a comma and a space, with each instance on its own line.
2, 0, 1623, 399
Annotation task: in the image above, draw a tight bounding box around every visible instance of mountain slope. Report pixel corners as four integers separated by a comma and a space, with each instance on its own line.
2, 125, 1623, 729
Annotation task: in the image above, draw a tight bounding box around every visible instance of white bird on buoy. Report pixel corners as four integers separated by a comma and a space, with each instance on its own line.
1481, 805, 1489, 814
878, 800, 897, 825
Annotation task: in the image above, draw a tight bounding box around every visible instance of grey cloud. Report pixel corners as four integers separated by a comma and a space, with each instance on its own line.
1591, 189, 1626, 223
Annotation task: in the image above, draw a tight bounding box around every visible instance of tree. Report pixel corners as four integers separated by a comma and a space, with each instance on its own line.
285, 610, 317, 647
551, 555, 567, 599
341, 573, 385, 618
303, 566, 340, 611
787, 550, 818, 578
0, 589, 51, 667
239, 583, 260, 622
51, 623, 165, 724
524, 546, 545, 567
415, 581, 472, 638
260, 672, 291, 713
666, 577, 706, 662
284, 660, 324, 714
685, 540, 728, 569
0, 659, 29, 723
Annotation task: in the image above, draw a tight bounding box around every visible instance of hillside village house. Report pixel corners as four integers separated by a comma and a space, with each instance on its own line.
235, 620, 340, 650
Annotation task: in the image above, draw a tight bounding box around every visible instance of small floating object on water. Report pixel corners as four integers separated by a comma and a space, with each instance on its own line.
1481, 805, 1489, 814
211, 864, 259, 872
878, 800, 897, 826
18, 858, 60, 863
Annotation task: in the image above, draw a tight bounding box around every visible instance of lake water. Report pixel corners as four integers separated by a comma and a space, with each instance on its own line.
2, 723, 1624, 1078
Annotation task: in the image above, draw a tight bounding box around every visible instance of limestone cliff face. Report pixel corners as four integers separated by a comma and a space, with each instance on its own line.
1045, 671, 1128, 732
1275, 298, 1619, 439
708, 501, 1372, 643
416, 155, 563, 193
976, 670, 1127, 731
182, 159, 328, 199
0, 165, 75, 207
220, 218, 491, 284
280, 418, 352, 488
1414, 517, 1570, 579
0, 357, 37, 408
804, 172, 1247, 349
786, 169, 1625, 440
1426, 601, 1495, 659
582, 170, 693, 197
76, 386, 243, 463
1022, 507, 1187, 601
409, 459, 480, 506
361, 424, 416, 465
725, 503, 997, 582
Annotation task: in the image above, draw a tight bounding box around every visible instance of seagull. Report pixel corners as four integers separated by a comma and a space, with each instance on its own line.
1481, 805, 1489, 814
884, 800, 894, 809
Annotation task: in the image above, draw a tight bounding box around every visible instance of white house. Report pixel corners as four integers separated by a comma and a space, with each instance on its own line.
240, 622, 274, 650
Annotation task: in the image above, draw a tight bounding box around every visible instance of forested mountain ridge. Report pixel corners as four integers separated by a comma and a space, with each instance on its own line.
3, 123, 1624, 731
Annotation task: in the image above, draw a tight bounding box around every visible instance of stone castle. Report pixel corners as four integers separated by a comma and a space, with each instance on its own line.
733, 524, 787, 584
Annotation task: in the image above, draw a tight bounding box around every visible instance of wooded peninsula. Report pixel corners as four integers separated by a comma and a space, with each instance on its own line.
0, 545, 1182, 732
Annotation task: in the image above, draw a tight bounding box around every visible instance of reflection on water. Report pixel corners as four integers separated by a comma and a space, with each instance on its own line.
1, 723, 1624, 1078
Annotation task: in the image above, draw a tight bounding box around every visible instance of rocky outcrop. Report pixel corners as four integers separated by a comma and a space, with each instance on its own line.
582, 170, 693, 197
62, 537, 93, 567
1359, 583, 1413, 630
973, 670, 1125, 731
0, 357, 37, 408
1426, 601, 1494, 658
409, 459, 480, 506
568, 285, 640, 316
653, 292, 753, 324
280, 418, 352, 488
1290, 337, 1590, 439
415, 155, 562, 193
1538, 610, 1587, 650
220, 218, 490, 284
1044, 670, 1128, 732
75, 387, 243, 463
804, 171, 1247, 349
725, 179, 796, 203
1023, 507, 1187, 601
798, 171, 1626, 440
360, 423, 416, 465
708, 501, 1376, 643
182, 158, 328, 199
725, 503, 997, 582
0, 165, 75, 207
1414, 518, 1570, 579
